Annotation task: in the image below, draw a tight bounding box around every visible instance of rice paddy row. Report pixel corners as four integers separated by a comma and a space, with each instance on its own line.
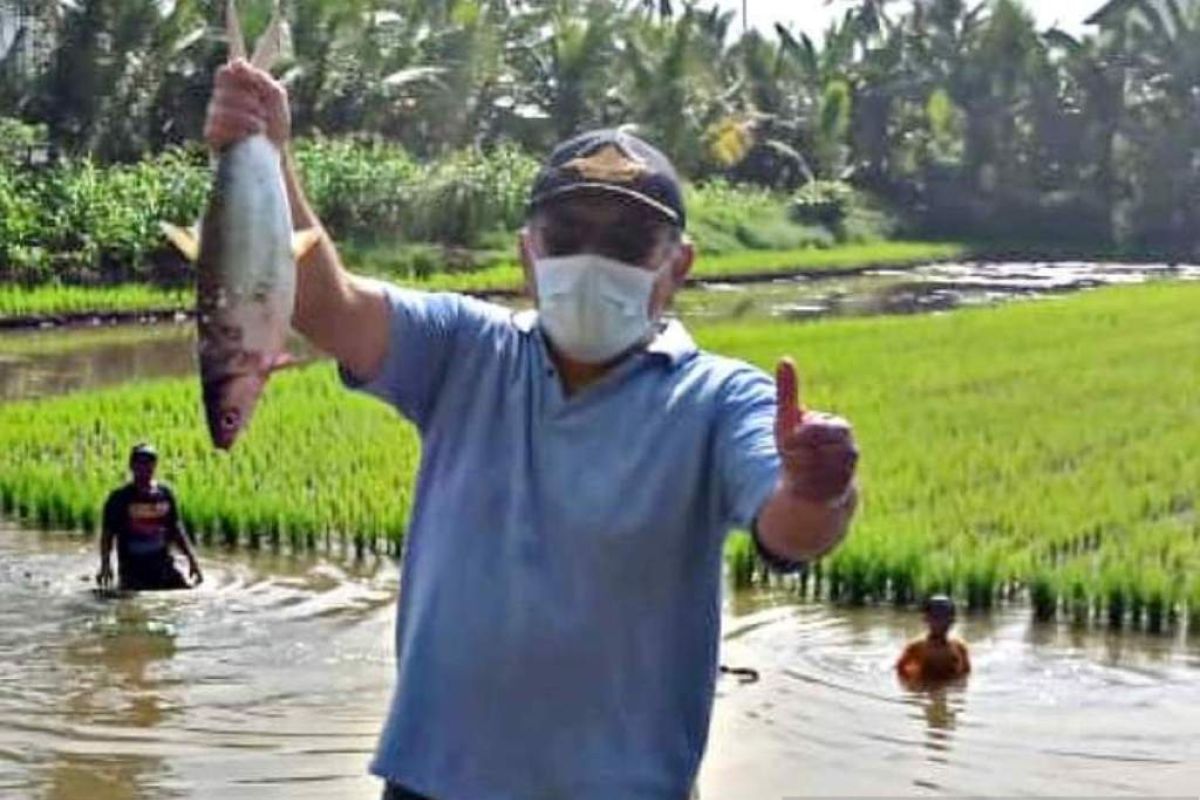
0, 284, 189, 322
0, 281, 1196, 630
0, 240, 965, 322
720, 281, 1200, 631
0, 365, 419, 557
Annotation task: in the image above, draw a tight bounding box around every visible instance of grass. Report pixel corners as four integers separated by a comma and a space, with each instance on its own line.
0, 281, 1197, 629
0, 283, 189, 321
692, 240, 965, 278
356, 239, 967, 293
0, 240, 968, 320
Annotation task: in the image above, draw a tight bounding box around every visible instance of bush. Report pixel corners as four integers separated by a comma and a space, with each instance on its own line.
688, 179, 832, 254
790, 180, 855, 229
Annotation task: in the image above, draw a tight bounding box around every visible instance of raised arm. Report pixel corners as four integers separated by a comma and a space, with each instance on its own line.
204, 59, 390, 382
755, 358, 858, 562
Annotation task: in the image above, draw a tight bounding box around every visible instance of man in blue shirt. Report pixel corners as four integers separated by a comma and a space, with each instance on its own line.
207, 60, 858, 800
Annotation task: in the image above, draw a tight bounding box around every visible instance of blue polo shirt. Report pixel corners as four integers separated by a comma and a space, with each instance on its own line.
344, 286, 782, 800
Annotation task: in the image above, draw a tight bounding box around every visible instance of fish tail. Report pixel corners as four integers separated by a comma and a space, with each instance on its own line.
250, 0, 289, 72
225, 0, 246, 62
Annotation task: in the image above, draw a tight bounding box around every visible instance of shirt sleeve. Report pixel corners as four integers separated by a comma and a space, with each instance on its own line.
714, 365, 780, 529
338, 285, 470, 430
715, 365, 809, 574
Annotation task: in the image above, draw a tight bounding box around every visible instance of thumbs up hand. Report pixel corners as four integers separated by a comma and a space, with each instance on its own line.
774, 358, 858, 504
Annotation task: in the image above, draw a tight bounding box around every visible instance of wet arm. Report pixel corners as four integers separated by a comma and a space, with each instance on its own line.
99, 498, 117, 564
896, 642, 922, 679
99, 524, 115, 566
281, 149, 391, 382
168, 511, 200, 572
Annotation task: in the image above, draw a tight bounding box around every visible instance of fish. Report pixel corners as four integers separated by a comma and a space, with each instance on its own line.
162, 0, 320, 450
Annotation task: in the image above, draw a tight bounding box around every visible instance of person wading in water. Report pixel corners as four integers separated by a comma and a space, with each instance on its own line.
896, 595, 971, 686
97, 443, 203, 592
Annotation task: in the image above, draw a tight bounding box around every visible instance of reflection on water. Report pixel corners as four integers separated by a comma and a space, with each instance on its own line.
1, 524, 1197, 799
0, 523, 394, 800
43, 605, 180, 800
0, 324, 195, 402
679, 259, 1200, 322
0, 326, 318, 403
703, 600, 1200, 796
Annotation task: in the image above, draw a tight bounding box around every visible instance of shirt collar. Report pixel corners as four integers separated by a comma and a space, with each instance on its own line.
511, 310, 697, 368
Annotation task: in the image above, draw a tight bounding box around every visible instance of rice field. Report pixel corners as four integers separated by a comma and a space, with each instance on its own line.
0, 283, 188, 322
0, 366, 419, 557
716, 281, 1200, 629
389, 240, 966, 294
0, 241, 965, 321
0, 281, 1196, 629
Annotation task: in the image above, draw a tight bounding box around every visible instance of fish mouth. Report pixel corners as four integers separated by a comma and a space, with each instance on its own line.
202, 369, 266, 450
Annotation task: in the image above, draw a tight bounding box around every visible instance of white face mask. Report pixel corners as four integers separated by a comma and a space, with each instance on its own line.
533, 254, 664, 364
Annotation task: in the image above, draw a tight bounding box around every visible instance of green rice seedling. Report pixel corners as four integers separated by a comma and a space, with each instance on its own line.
0, 284, 190, 320
963, 555, 1001, 611
1142, 568, 1173, 634
1061, 565, 1092, 627
726, 532, 761, 589
889, 554, 919, 607
1028, 569, 1058, 622
1100, 565, 1130, 629
1187, 579, 1200, 635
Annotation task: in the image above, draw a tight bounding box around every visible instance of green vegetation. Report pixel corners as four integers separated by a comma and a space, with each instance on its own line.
0, 282, 1197, 630
6, 0, 1200, 256
1, 130, 917, 296
0, 138, 541, 285
0, 365, 418, 556
0, 245, 958, 321
384, 240, 966, 294
0, 284, 189, 321
715, 281, 1199, 631
0, 240, 965, 321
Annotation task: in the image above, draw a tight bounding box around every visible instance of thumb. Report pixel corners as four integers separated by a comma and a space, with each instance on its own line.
775, 357, 805, 438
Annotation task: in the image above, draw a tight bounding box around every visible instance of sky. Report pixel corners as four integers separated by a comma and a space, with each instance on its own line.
711, 0, 1103, 38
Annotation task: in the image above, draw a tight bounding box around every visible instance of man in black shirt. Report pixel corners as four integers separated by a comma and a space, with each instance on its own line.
97, 443, 203, 591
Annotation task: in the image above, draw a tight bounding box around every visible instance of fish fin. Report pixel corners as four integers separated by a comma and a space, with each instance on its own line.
250, 0, 289, 72
291, 228, 323, 261
160, 222, 200, 262
226, 0, 246, 62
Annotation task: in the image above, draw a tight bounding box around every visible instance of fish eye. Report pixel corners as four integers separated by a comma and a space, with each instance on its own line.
222, 410, 241, 430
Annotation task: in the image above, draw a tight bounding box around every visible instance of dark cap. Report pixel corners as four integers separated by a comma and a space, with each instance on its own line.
529, 128, 686, 229
129, 442, 158, 461
923, 594, 956, 618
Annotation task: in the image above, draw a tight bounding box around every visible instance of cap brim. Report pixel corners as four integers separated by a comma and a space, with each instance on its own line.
530, 183, 682, 226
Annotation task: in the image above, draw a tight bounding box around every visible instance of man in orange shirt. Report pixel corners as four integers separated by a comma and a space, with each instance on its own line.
896, 595, 970, 685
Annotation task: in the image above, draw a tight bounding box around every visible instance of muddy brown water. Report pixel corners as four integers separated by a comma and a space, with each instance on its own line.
2, 262, 1199, 797
0, 525, 1197, 799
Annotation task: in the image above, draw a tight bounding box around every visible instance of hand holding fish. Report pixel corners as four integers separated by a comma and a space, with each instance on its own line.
205, 58, 290, 152
161, 0, 321, 450
774, 358, 858, 505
